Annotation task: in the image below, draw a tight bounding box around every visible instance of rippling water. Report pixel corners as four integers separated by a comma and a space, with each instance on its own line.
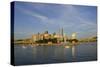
14, 42, 97, 65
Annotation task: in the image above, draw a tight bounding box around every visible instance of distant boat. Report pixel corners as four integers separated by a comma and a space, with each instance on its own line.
30, 45, 34, 47
64, 45, 70, 48
30, 45, 37, 47
22, 46, 26, 49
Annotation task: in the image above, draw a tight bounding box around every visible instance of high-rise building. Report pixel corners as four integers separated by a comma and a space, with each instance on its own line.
61, 28, 64, 37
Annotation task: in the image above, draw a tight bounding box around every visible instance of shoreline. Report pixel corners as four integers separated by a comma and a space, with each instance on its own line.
13, 41, 97, 46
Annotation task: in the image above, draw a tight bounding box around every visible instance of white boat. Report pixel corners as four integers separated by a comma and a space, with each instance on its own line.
22, 46, 26, 49
64, 45, 70, 48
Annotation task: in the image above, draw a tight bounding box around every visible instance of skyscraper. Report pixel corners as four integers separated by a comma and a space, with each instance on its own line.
61, 28, 64, 37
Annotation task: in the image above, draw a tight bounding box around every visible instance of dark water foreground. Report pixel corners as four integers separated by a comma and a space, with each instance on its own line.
14, 42, 97, 65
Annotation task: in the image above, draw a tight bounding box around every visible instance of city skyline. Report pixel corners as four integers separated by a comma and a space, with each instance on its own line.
14, 2, 97, 39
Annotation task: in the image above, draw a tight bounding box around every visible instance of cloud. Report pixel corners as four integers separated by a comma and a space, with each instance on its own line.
16, 4, 96, 28
58, 5, 97, 30
16, 6, 48, 21
15, 4, 97, 38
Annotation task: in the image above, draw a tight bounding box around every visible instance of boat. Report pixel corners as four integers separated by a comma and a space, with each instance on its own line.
64, 45, 70, 48
22, 46, 27, 49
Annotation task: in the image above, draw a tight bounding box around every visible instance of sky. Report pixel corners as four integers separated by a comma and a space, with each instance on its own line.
14, 1, 97, 39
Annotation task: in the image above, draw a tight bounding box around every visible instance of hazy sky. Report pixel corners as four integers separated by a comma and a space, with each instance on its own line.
14, 1, 97, 39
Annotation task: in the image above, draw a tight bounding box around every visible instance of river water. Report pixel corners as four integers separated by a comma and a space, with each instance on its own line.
14, 42, 97, 65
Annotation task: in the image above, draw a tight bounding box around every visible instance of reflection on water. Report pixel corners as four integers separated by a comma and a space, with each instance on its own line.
72, 46, 76, 61
14, 42, 97, 65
